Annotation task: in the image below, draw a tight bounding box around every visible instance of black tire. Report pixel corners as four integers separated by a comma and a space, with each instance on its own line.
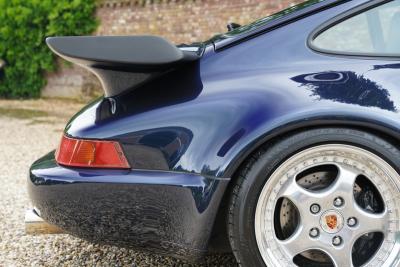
227, 127, 400, 267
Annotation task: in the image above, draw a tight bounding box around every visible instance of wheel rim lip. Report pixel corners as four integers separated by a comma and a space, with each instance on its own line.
254, 144, 400, 267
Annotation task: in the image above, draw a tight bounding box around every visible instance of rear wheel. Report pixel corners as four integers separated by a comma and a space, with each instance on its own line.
228, 128, 400, 267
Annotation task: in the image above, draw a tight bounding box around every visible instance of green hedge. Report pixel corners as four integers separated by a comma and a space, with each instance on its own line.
0, 0, 98, 98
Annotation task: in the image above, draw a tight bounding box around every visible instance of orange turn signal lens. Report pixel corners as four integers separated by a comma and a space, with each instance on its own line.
55, 135, 130, 169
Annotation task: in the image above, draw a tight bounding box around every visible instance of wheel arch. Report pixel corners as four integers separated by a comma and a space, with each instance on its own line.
208, 115, 400, 252
224, 116, 400, 179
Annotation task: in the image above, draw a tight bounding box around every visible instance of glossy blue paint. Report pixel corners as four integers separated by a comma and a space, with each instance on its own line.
29, 152, 229, 260
65, 0, 400, 178
29, 0, 400, 260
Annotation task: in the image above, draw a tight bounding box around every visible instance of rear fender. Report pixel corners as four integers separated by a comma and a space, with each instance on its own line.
222, 109, 400, 178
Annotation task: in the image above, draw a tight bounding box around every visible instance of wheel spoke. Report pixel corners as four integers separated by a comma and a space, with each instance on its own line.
278, 175, 309, 202
329, 163, 360, 200
326, 245, 354, 267
354, 206, 388, 236
277, 177, 320, 218
278, 226, 313, 260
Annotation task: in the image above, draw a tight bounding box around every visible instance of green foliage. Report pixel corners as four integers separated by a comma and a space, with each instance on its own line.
0, 0, 98, 98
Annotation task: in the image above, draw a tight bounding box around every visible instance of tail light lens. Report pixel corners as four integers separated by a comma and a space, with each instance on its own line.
55, 135, 130, 169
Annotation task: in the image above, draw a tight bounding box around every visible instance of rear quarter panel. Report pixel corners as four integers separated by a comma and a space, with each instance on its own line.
66, 0, 400, 178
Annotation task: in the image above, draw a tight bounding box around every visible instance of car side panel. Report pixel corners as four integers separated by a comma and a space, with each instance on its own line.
65, 0, 400, 179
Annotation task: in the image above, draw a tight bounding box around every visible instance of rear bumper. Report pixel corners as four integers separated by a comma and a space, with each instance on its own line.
28, 151, 229, 261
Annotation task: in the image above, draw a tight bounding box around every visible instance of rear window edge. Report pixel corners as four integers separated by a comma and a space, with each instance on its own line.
307, 0, 400, 59
214, 0, 348, 51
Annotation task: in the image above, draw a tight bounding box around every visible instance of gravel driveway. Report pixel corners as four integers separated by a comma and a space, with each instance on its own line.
0, 99, 237, 267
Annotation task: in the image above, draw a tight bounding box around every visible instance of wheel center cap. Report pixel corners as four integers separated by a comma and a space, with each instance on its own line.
320, 210, 344, 234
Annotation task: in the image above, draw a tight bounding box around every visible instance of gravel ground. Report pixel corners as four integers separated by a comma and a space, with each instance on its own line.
0, 99, 238, 267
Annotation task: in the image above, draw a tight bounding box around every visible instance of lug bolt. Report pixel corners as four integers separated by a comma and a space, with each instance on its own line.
347, 217, 357, 227
334, 197, 344, 207
309, 228, 320, 238
310, 204, 321, 214
332, 236, 342, 246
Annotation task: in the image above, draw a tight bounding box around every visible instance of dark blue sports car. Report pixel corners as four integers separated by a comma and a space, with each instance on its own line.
27, 0, 400, 266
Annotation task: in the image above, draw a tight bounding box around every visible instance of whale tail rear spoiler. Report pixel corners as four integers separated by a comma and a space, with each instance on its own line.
46, 36, 201, 97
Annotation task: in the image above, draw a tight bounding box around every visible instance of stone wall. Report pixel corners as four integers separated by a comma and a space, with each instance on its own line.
42, 0, 302, 99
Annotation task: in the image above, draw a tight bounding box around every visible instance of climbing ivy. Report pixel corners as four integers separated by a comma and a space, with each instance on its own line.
0, 0, 98, 98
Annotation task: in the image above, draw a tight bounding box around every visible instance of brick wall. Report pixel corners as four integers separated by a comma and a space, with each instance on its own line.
42, 0, 302, 99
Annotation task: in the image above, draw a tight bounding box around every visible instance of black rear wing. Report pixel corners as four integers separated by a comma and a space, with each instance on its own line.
46, 36, 200, 97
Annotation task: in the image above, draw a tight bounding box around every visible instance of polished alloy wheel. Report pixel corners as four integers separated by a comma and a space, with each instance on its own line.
255, 144, 400, 267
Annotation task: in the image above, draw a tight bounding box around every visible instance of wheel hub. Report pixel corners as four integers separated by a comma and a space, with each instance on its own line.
319, 210, 344, 234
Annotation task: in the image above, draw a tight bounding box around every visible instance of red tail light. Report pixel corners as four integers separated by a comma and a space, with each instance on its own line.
55, 135, 130, 169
